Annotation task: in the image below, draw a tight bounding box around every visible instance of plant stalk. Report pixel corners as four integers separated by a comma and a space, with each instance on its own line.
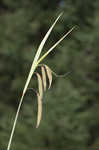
7, 94, 24, 150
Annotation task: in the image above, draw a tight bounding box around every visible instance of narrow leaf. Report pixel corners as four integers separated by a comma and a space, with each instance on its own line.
44, 65, 52, 89
37, 26, 76, 64
33, 12, 63, 65
41, 66, 47, 91
36, 93, 42, 128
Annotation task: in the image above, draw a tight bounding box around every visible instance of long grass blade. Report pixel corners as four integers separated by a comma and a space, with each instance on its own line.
33, 12, 63, 64
37, 26, 76, 64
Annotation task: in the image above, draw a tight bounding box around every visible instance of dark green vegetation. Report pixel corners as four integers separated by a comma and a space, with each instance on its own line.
0, 0, 99, 150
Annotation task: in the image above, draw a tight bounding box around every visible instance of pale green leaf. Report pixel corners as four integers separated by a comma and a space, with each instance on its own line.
37, 26, 76, 64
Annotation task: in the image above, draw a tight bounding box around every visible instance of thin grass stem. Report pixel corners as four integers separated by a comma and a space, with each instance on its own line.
7, 95, 24, 150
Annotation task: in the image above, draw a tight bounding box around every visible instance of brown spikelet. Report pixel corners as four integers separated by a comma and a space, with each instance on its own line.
44, 65, 52, 89
41, 66, 47, 91
36, 93, 42, 128
35, 72, 43, 98
35, 72, 43, 128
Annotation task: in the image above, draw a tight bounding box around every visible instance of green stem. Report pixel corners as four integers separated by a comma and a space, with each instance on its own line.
7, 94, 24, 150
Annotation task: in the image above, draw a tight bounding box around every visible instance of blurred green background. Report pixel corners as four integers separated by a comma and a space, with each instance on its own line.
0, 0, 99, 150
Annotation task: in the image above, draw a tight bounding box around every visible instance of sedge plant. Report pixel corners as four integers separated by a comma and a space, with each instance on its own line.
7, 13, 76, 150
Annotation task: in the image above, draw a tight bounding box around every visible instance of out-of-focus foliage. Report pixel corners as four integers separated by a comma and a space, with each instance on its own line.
0, 0, 99, 150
